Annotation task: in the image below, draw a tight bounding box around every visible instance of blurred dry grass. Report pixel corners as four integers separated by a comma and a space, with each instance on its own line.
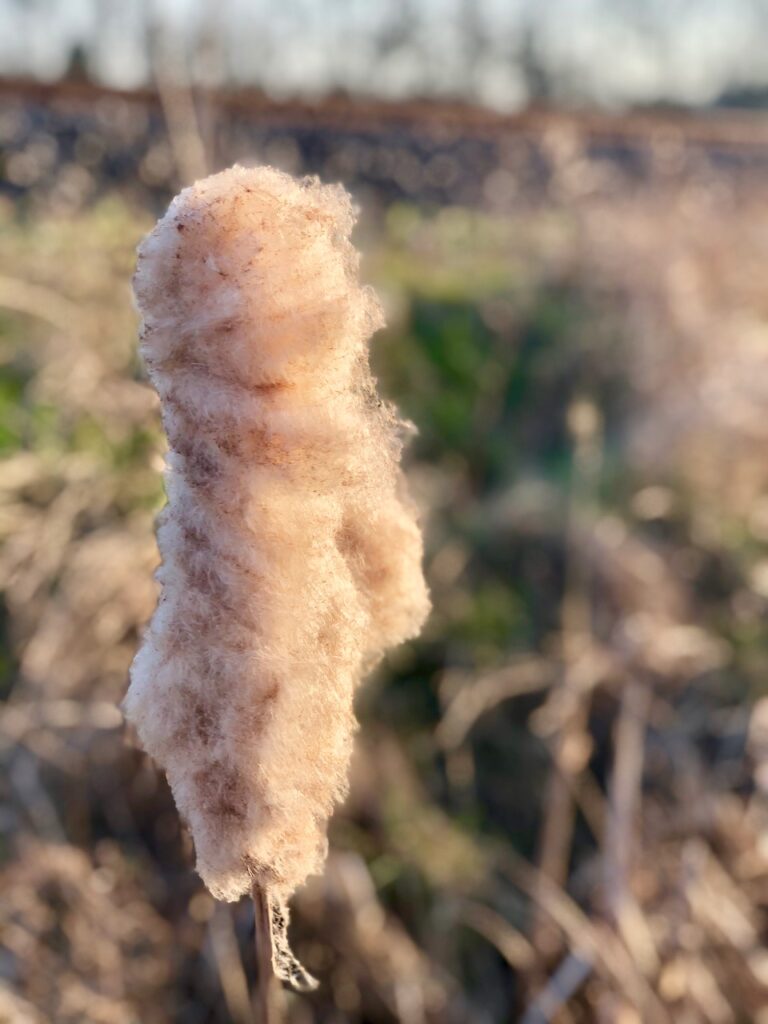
3, 89, 768, 1023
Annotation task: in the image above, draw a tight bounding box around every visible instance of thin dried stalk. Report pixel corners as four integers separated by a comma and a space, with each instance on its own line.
603, 676, 659, 975
253, 886, 281, 1024
531, 398, 603, 960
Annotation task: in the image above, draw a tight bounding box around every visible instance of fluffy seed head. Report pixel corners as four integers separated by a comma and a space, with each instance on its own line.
123, 166, 430, 902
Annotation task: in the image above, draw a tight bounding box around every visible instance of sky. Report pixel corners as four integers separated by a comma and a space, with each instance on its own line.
2, 0, 768, 110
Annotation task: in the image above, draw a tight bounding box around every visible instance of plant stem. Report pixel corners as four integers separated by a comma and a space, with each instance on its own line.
253, 885, 281, 1024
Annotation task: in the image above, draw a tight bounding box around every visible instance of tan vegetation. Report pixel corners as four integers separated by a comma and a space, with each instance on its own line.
2, 105, 768, 1020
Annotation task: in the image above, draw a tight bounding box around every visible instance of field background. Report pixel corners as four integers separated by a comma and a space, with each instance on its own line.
5, 20, 768, 1022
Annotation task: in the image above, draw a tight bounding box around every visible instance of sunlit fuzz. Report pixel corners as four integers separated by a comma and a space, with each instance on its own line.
123, 166, 430, 910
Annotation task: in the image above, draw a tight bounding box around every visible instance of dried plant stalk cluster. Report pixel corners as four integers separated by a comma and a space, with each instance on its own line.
124, 166, 429, 910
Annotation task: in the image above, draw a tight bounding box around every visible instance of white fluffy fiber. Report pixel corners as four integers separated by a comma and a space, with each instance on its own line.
123, 166, 430, 904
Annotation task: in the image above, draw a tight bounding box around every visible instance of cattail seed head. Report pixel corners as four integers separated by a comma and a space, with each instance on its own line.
123, 166, 430, 904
